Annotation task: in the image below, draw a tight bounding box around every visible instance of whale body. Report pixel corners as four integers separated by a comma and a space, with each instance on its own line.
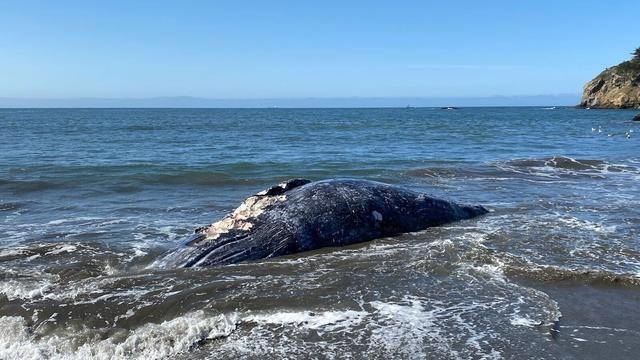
155, 178, 488, 268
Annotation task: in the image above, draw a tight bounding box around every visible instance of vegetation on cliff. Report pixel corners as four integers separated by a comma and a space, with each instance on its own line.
615, 47, 640, 74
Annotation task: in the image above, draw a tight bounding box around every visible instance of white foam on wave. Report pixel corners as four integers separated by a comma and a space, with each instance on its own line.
466, 262, 507, 283
0, 286, 559, 360
0, 289, 555, 360
0, 267, 161, 305
556, 215, 616, 234
243, 309, 367, 334
368, 297, 449, 357
368, 296, 511, 360
0, 270, 57, 301
216, 295, 517, 360
0, 311, 237, 360
0, 248, 28, 258
96, 219, 129, 227
509, 315, 541, 327
491, 156, 640, 182
45, 216, 101, 226
45, 244, 78, 255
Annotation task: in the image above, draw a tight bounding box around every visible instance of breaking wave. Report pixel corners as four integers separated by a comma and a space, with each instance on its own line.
405, 156, 639, 182
0, 311, 237, 360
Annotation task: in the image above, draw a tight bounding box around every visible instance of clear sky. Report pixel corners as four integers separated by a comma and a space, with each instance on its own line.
1, 0, 639, 99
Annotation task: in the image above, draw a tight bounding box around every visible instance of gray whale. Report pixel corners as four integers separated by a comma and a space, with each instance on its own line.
155, 179, 488, 268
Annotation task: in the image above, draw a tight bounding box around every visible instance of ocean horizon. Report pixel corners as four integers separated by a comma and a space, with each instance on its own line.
0, 94, 581, 108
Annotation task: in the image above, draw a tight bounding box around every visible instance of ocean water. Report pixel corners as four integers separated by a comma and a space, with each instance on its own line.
1, 107, 639, 359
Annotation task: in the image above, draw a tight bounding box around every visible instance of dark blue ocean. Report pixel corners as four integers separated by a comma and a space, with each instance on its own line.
1, 107, 639, 359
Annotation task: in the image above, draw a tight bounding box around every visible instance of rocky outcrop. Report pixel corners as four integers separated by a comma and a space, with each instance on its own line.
580, 49, 640, 109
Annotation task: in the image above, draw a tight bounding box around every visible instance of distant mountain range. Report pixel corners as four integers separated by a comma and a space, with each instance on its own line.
0, 95, 580, 108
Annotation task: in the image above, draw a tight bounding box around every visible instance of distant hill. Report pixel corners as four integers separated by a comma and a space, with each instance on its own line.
0, 95, 579, 108
580, 47, 640, 109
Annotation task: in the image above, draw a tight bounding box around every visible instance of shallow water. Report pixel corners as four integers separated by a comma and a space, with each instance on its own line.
1, 107, 639, 359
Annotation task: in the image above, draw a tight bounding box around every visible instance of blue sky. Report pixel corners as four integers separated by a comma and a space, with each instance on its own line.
1, 0, 639, 99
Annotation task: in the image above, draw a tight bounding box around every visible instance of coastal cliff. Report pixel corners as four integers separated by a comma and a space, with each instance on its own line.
580, 47, 640, 109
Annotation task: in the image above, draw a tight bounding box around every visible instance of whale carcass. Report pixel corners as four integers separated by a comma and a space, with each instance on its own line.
155, 178, 488, 268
